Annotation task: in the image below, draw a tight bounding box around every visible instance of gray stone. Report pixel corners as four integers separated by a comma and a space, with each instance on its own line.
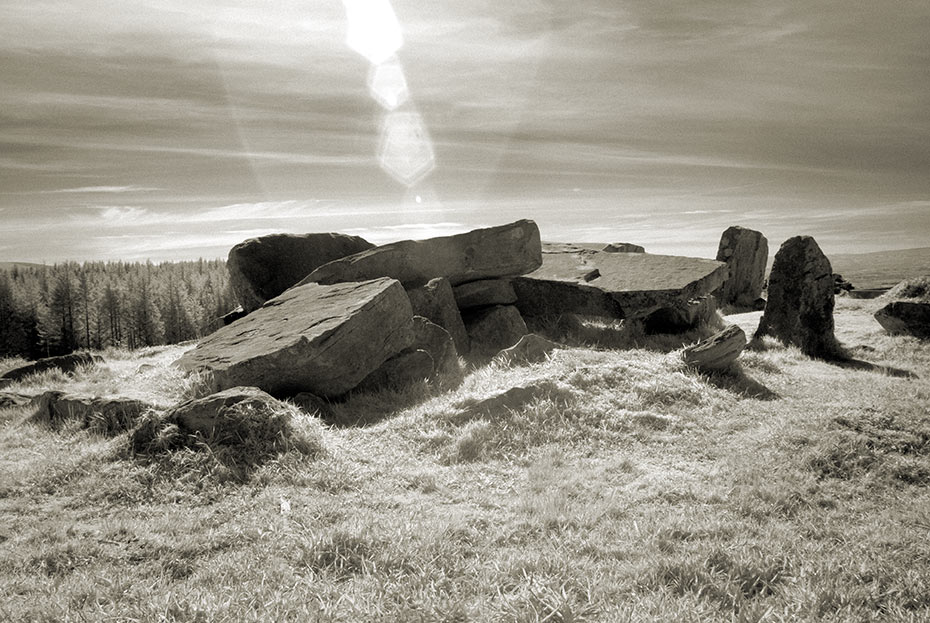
355, 350, 434, 392
297, 220, 542, 288
874, 302, 930, 339
493, 333, 562, 365
452, 278, 517, 309
452, 380, 564, 418
602, 242, 645, 253
463, 305, 528, 357
30, 391, 151, 435
715, 226, 768, 309
682, 325, 747, 371
227, 232, 375, 312
176, 278, 415, 398
754, 236, 841, 358
411, 316, 460, 377
406, 277, 470, 354
512, 248, 727, 321
160, 386, 283, 438
0, 352, 103, 385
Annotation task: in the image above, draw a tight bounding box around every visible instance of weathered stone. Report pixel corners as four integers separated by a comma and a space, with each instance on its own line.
754, 236, 841, 358
452, 380, 563, 418
355, 350, 434, 392
512, 248, 727, 321
0, 352, 103, 385
452, 278, 517, 309
715, 226, 768, 309
463, 305, 528, 357
602, 242, 645, 253
411, 316, 460, 377
298, 220, 542, 288
160, 386, 282, 438
406, 277, 470, 354
682, 325, 747, 371
176, 278, 415, 398
645, 296, 718, 334
30, 391, 151, 435
492, 333, 561, 365
227, 232, 375, 312
874, 302, 930, 339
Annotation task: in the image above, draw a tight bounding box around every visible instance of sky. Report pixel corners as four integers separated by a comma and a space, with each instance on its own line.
1, 0, 929, 263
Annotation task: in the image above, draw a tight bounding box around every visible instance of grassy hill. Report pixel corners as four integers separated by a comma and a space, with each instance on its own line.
1, 298, 929, 621
829, 247, 930, 290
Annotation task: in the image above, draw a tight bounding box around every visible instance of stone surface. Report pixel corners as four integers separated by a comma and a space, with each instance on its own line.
406, 277, 470, 354
452, 278, 517, 309
512, 247, 727, 321
176, 278, 415, 398
492, 333, 562, 365
0, 392, 32, 409
0, 352, 103, 385
298, 220, 542, 288
161, 386, 283, 438
30, 391, 151, 435
754, 236, 841, 358
682, 325, 747, 371
874, 302, 930, 339
715, 226, 768, 309
355, 349, 434, 392
644, 296, 718, 334
463, 305, 528, 356
602, 242, 645, 253
227, 232, 375, 312
410, 316, 460, 377
452, 380, 563, 418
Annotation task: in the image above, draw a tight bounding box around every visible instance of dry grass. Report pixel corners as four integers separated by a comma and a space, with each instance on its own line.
1, 298, 929, 621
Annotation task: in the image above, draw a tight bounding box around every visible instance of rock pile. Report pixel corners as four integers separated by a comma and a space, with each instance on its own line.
754, 235, 842, 358
714, 226, 767, 310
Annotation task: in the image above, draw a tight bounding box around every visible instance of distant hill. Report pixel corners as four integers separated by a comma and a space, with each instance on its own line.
828, 247, 930, 290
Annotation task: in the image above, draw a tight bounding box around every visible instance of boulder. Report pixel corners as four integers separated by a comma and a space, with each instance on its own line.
512, 247, 727, 321
714, 226, 768, 309
355, 349, 434, 393
0, 352, 103, 385
410, 316, 460, 377
754, 236, 841, 358
492, 333, 561, 365
463, 305, 528, 357
874, 302, 930, 339
227, 232, 375, 312
406, 277, 470, 354
297, 220, 542, 288
452, 278, 517, 309
30, 391, 151, 435
175, 278, 415, 398
158, 386, 284, 438
602, 242, 645, 253
682, 325, 747, 371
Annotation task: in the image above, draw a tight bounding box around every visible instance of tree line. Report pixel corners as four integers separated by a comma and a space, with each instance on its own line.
0, 260, 237, 360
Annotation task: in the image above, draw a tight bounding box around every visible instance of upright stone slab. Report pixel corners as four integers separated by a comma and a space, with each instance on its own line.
227, 232, 375, 312
755, 236, 841, 357
176, 278, 415, 398
512, 246, 727, 320
406, 277, 470, 354
297, 220, 542, 288
715, 226, 768, 309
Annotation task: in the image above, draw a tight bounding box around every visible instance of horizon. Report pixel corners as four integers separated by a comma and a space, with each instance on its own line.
2, 1, 929, 263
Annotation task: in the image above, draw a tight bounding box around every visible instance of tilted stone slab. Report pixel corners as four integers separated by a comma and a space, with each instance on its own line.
874, 301, 930, 339
176, 278, 415, 398
227, 232, 375, 312
682, 325, 747, 371
297, 220, 542, 288
512, 247, 727, 320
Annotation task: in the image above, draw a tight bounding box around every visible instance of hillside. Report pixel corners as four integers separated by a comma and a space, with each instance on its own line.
828, 247, 930, 290
1, 298, 928, 621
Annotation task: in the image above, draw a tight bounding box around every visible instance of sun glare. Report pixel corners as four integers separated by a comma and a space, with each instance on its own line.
342, 0, 403, 65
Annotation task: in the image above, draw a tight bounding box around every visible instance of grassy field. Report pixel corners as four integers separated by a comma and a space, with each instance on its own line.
1, 297, 929, 622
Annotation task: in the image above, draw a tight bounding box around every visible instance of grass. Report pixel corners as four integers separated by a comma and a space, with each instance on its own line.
1, 297, 929, 621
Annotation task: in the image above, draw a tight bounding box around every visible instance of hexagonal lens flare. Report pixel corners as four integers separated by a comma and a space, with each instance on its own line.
378, 110, 435, 187
342, 0, 403, 65
367, 57, 409, 110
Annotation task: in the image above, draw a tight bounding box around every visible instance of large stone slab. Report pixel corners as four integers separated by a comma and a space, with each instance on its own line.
297, 220, 542, 289
227, 232, 375, 312
176, 278, 415, 398
512, 247, 727, 320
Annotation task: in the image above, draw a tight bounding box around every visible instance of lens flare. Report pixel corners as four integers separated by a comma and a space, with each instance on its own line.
342, 0, 403, 65
378, 110, 435, 187
367, 56, 409, 110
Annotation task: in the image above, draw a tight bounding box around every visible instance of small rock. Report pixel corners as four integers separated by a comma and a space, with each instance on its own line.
463, 305, 528, 357
453, 380, 564, 418
602, 242, 645, 253
874, 302, 930, 339
682, 325, 747, 371
157, 386, 282, 438
493, 333, 561, 365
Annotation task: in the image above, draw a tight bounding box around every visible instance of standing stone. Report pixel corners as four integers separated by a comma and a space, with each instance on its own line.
227, 232, 375, 312
297, 220, 542, 288
176, 278, 415, 398
463, 305, 528, 356
754, 236, 841, 358
406, 277, 470, 354
715, 226, 768, 309
452, 278, 517, 309
602, 242, 645, 253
